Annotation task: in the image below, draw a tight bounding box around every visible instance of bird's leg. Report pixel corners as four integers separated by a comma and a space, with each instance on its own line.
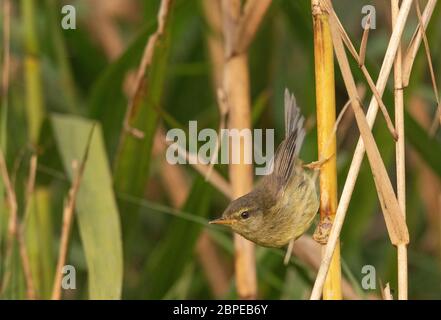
305, 154, 335, 244
302, 154, 333, 170
283, 238, 295, 265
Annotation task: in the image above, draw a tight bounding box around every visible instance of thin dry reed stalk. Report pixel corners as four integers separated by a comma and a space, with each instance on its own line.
330, 2, 408, 246
310, 0, 414, 299
120, 0, 172, 140
403, 0, 437, 86
321, 1, 397, 140
203, 0, 225, 89
51, 161, 81, 300
292, 236, 372, 300
52, 127, 93, 300
221, 0, 271, 299
224, 49, 257, 299
311, 0, 341, 300
392, 0, 408, 300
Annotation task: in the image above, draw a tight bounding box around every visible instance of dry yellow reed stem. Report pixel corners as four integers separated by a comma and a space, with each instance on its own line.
311, 0, 341, 300
392, 0, 408, 300
224, 52, 257, 299
310, 0, 414, 299
221, 0, 271, 299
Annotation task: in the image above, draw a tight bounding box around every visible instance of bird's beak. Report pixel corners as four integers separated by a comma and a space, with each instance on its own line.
209, 217, 235, 226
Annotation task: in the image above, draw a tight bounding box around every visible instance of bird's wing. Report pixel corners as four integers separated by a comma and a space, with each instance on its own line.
270, 89, 306, 187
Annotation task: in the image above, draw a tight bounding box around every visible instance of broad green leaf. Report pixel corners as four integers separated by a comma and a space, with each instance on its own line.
51, 114, 123, 299
143, 177, 212, 299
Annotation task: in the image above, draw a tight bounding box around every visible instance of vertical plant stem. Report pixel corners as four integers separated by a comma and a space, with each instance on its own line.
311, 0, 341, 300
310, 0, 413, 299
22, 0, 44, 144
221, 0, 257, 299
392, 0, 408, 300
51, 164, 78, 300
202, 0, 224, 90
52, 126, 93, 300
224, 53, 257, 299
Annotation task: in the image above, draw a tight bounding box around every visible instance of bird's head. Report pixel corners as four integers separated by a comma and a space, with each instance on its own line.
209, 193, 264, 239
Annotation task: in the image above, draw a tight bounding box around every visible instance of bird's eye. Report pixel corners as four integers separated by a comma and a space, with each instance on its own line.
240, 211, 250, 219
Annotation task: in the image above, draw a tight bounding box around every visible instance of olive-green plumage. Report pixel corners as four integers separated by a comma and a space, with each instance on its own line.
210, 89, 319, 248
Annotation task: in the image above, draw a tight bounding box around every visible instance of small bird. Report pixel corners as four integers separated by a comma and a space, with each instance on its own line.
210, 89, 319, 248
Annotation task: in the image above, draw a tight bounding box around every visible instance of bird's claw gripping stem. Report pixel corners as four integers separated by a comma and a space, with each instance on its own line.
302, 155, 333, 170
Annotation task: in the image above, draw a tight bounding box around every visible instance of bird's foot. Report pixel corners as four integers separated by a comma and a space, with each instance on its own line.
303, 155, 333, 170
313, 216, 333, 245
